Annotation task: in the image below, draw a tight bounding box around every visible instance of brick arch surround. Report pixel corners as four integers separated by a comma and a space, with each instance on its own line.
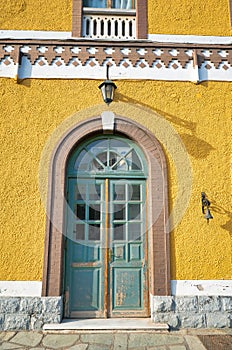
42, 115, 170, 298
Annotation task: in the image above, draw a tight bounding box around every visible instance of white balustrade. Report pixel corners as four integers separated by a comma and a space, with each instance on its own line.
82, 8, 136, 39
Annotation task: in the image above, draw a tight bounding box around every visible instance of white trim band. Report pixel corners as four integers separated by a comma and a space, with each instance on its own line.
148, 34, 232, 45
0, 30, 232, 45
0, 280, 231, 296
0, 281, 42, 296
0, 30, 72, 40
171, 280, 232, 296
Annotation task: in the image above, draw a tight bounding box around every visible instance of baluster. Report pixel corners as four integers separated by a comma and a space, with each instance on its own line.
115, 20, 118, 37
122, 20, 125, 37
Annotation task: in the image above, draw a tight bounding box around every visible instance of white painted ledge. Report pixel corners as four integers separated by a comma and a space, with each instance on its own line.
0, 280, 231, 297
0, 30, 231, 45
171, 280, 232, 296
0, 281, 42, 296
0, 30, 72, 40
148, 34, 232, 45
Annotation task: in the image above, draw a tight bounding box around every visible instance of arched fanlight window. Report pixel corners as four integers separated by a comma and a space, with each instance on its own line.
67, 136, 147, 177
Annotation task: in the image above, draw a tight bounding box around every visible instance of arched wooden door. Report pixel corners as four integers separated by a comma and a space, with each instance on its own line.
64, 136, 149, 318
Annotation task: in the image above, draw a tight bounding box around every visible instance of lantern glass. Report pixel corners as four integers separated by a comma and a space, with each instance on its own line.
99, 80, 117, 105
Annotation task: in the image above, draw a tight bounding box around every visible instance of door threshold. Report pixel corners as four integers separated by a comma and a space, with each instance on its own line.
43, 318, 169, 331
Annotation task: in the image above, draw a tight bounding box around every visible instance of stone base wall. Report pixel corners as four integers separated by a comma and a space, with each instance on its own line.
1, 295, 231, 330
151, 295, 232, 329
0, 297, 62, 330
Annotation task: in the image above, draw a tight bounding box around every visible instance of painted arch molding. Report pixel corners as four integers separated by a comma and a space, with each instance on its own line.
42, 114, 171, 298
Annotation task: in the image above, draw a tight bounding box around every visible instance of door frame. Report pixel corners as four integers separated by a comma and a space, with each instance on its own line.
42, 115, 170, 305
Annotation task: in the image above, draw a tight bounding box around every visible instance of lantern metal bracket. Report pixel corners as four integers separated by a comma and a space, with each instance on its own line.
98, 65, 117, 105
201, 192, 213, 222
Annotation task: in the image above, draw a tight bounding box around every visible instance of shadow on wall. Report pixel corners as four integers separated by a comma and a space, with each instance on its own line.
179, 133, 214, 159
115, 92, 215, 159
210, 202, 232, 234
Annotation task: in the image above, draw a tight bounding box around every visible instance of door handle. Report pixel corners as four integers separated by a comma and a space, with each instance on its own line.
109, 249, 122, 262
108, 249, 114, 263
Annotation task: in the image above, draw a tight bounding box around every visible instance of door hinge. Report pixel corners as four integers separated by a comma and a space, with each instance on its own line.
142, 259, 147, 272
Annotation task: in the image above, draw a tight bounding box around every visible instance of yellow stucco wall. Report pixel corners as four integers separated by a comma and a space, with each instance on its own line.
0, 78, 231, 281
1, 0, 232, 36
148, 0, 232, 36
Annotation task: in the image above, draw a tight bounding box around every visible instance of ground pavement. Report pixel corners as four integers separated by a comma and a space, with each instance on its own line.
0, 329, 232, 350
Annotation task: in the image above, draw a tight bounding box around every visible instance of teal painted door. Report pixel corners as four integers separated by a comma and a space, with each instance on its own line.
64, 178, 149, 318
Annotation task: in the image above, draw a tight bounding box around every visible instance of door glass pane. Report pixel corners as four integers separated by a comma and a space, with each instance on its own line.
129, 203, 140, 220
109, 151, 118, 167
113, 184, 125, 200
75, 150, 92, 171
76, 204, 86, 220
89, 204, 101, 220
113, 224, 125, 240
129, 184, 141, 200
128, 222, 141, 241
75, 183, 86, 200
86, 139, 108, 154
89, 184, 101, 200
110, 139, 130, 155
91, 156, 105, 171
88, 224, 100, 240
128, 149, 142, 170
75, 224, 85, 240
114, 204, 126, 220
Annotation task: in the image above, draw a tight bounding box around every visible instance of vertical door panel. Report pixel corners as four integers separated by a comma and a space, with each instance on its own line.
112, 268, 142, 309
109, 179, 149, 317
65, 178, 106, 318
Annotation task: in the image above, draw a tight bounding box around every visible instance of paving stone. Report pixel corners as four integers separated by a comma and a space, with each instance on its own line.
42, 334, 79, 349
168, 346, 186, 350
0, 333, 7, 341
80, 333, 113, 345
184, 335, 207, 350
88, 345, 110, 350
0, 333, 16, 342
0, 343, 23, 350
10, 332, 43, 347
113, 333, 128, 349
128, 334, 184, 347
146, 347, 166, 350
69, 345, 88, 350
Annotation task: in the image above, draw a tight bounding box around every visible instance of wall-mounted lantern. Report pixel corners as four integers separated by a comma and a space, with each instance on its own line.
99, 65, 117, 105
201, 192, 213, 223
